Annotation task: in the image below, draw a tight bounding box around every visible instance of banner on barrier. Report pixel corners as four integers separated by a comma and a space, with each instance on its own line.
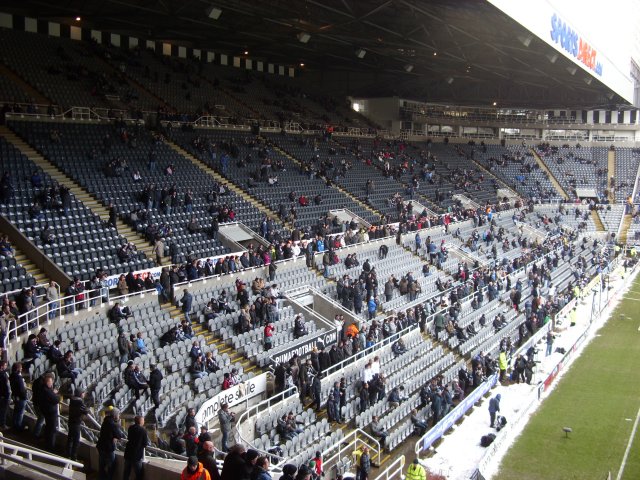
195, 373, 268, 427
539, 328, 589, 397
102, 250, 244, 289
270, 329, 338, 366
418, 374, 499, 453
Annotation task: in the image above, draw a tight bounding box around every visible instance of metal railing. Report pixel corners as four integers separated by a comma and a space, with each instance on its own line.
322, 321, 421, 379
375, 454, 405, 480
0, 432, 84, 477
0, 101, 61, 115
4, 286, 157, 351
323, 428, 381, 474
234, 386, 294, 467
2, 281, 60, 308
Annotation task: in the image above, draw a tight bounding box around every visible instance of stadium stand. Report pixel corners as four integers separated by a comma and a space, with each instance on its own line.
172, 129, 380, 229
0, 15, 638, 480
7, 121, 280, 261
0, 136, 153, 281
534, 144, 609, 200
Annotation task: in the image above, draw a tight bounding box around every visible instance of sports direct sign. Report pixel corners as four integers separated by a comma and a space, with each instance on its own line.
487, 0, 634, 103
550, 13, 602, 76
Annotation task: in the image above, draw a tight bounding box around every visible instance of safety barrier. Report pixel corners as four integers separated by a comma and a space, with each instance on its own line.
0, 432, 84, 478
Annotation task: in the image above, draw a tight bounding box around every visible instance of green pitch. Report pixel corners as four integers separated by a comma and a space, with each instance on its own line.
496, 278, 640, 480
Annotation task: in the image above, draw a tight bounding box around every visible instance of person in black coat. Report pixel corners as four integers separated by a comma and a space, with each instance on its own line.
310, 347, 320, 373
319, 348, 331, 373
57, 351, 79, 382
280, 464, 297, 480
123, 415, 149, 480
311, 375, 322, 412
41, 375, 60, 452
198, 440, 221, 480
221, 444, 252, 480
96, 409, 124, 480
148, 364, 163, 409
108, 203, 118, 230
0, 361, 10, 429
274, 363, 286, 394
9, 362, 27, 431
67, 387, 89, 460
329, 345, 341, 366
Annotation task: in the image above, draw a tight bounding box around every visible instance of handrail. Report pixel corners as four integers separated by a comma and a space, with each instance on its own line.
447, 244, 487, 267
375, 454, 405, 480
323, 428, 381, 471
2, 281, 60, 308
234, 386, 295, 465
322, 321, 420, 378
0, 432, 84, 473
78, 422, 191, 461
5, 286, 158, 351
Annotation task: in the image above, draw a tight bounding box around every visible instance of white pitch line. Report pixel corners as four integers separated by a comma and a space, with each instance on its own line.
616, 405, 640, 480
622, 296, 640, 302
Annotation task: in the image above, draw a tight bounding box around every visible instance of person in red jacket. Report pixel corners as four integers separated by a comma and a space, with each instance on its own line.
310, 451, 323, 477
264, 323, 275, 351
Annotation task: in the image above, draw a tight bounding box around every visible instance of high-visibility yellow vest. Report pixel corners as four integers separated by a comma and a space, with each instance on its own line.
406, 462, 427, 480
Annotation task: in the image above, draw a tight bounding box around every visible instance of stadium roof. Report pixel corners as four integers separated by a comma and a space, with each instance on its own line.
3, 0, 631, 109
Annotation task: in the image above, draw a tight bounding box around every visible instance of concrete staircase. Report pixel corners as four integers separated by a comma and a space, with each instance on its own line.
530, 148, 570, 200
329, 137, 442, 214
12, 244, 48, 288
90, 54, 172, 111
163, 139, 292, 231
591, 210, 606, 232
0, 63, 51, 106
608, 149, 616, 203
159, 299, 256, 374
619, 213, 632, 244
0, 126, 156, 264
266, 139, 385, 221
467, 152, 521, 200
199, 75, 262, 119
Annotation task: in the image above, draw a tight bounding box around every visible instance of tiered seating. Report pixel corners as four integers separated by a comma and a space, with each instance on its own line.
252, 395, 339, 461
8, 121, 284, 260
470, 145, 560, 201
613, 148, 640, 202
199, 66, 377, 129
535, 145, 608, 199
230, 306, 318, 363
628, 216, 640, 245
530, 204, 597, 232
463, 241, 598, 361
0, 75, 33, 106
34, 296, 247, 427
0, 137, 152, 280
0, 28, 108, 110
173, 129, 378, 230
599, 205, 625, 233
0, 27, 162, 113
105, 48, 251, 119
321, 241, 453, 315
0, 249, 36, 293
274, 135, 414, 220
181, 259, 331, 365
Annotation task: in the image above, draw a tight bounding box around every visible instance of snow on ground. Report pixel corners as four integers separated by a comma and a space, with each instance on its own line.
421, 264, 637, 480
